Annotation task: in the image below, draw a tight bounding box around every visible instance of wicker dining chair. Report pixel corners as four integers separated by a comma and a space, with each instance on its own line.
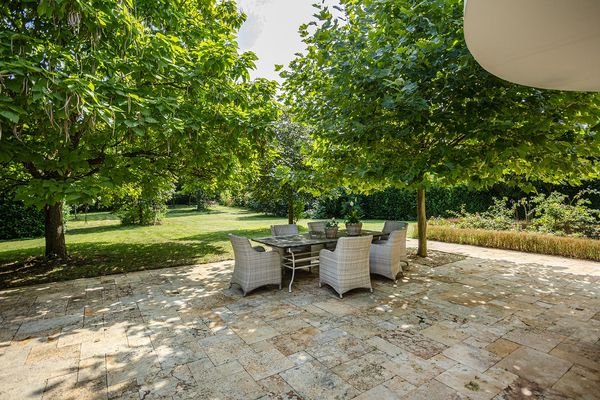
319, 235, 373, 298
307, 221, 327, 234
369, 230, 409, 282
382, 220, 409, 234
270, 224, 311, 268
228, 234, 281, 296
271, 224, 299, 236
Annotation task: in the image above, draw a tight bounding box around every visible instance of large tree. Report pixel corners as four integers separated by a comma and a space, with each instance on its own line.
0, 0, 277, 258
282, 0, 600, 256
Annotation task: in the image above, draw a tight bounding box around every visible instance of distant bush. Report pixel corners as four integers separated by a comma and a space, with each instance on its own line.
528, 191, 600, 238
438, 190, 599, 239
446, 197, 515, 231
419, 225, 600, 261
0, 197, 44, 240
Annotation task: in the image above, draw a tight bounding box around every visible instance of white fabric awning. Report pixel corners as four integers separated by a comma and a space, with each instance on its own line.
463, 0, 600, 91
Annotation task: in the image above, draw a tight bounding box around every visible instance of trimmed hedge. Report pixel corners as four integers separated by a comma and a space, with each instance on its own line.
0, 197, 44, 240
418, 225, 600, 261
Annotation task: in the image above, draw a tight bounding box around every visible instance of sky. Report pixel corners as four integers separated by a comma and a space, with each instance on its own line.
236, 0, 330, 82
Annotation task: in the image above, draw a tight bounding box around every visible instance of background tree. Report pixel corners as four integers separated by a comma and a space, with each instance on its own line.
282, 0, 600, 256
0, 0, 277, 259
245, 114, 318, 223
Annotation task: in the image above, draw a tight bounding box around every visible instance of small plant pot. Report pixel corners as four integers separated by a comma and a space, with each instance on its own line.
325, 227, 338, 239
345, 223, 362, 236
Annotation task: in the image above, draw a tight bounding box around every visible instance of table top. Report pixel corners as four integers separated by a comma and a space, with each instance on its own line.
252, 230, 384, 249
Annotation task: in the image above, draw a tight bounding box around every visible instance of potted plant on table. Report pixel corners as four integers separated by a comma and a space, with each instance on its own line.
344, 199, 363, 236
325, 218, 339, 239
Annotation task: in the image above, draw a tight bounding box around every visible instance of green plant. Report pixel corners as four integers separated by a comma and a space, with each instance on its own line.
0, 196, 44, 240
528, 191, 600, 238
448, 197, 515, 231
344, 199, 363, 224
326, 218, 339, 228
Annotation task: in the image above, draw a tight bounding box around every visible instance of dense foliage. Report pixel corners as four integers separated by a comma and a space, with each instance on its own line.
0, 197, 44, 240
0, 0, 277, 257
433, 190, 600, 238
282, 0, 600, 255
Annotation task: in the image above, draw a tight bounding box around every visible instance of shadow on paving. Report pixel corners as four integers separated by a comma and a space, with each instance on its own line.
0, 252, 598, 399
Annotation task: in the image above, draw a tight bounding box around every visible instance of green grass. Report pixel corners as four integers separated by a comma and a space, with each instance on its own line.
0, 205, 388, 288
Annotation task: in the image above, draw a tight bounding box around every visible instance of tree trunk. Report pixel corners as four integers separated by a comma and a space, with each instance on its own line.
287, 197, 294, 224
417, 187, 427, 257
44, 202, 67, 259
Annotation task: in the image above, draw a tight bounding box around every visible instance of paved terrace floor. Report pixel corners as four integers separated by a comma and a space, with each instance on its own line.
0, 241, 599, 400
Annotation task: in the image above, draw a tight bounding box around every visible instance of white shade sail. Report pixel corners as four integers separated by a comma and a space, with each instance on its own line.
463, 0, 600, 91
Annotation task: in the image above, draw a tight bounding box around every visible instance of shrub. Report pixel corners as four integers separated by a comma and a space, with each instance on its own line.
0, 197, 44, 240
448, 197, 515, 231
528, 191, 600, 238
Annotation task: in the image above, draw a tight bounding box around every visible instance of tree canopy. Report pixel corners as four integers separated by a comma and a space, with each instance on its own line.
282, 0, 600, 255
0, 0, 278, 258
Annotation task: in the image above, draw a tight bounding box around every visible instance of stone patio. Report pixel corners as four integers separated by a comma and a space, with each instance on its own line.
1, 240, 599, 399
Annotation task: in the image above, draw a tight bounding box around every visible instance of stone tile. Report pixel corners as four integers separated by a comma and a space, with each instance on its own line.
153, 339, 207, 369
378, 329, 448, 359
384, 348, 447, 386
105, 347, 161, 387
15, 314, 83, 341
485, 339, 520, 358
237, 344, 295, 381
502, 328, 565, 353
26, 342, 81, 376
305, 335, 373, 368
313, 300, 358, 316
229, 318, 279, 344
268, 326, 320, 356
0, 251, 599, 400
188, 358, 264, 399
138, 364, 196, 400
42, 372, 107, 400
352, 376, 419, 400
552, 364, 600, 400
404, 380, 463, 400
332, 351, 396, 391
338, 317, 382, 339
495, 347, 572, 387
549, 340, 600, 372
257, 374, 302, 399
421, 323, 470, 346
443, 343, 501, 373
436, 364, 517, 400
78, 356, 106, 383
279, 360, 359, 400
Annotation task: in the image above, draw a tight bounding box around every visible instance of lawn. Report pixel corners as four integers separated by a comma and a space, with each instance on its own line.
0, 205, 389, 289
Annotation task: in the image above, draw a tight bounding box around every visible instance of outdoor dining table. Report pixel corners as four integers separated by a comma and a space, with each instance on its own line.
252, 230, 386, 292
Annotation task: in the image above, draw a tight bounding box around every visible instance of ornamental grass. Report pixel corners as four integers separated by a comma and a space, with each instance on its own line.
421, 225, 600, 261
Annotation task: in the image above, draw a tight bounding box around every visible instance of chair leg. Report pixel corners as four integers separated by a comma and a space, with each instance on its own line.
369, 288, 373, 293
339, 293, 343, 299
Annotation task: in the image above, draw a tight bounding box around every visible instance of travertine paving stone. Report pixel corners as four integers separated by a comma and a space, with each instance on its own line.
1, 243, 599, 399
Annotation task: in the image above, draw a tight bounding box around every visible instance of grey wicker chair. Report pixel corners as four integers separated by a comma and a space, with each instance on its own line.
382, 220, 409, 234
307, 221, 327, 234
319, 235, 373, 298
369, 230, 409, 282
270, 224, 311, 268
271, 224, 299, 236
229, 234, 281, 296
